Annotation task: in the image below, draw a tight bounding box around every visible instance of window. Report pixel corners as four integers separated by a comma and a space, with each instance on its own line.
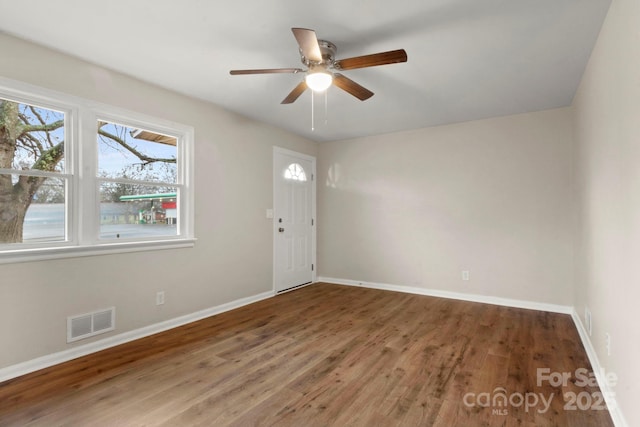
0, 97, 70, 245
0, 79, 194, 263
97, 120, 179, 240
284, 163, 307, 181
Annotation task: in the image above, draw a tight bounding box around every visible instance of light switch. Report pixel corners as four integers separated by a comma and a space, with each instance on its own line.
266, 209, 274, 219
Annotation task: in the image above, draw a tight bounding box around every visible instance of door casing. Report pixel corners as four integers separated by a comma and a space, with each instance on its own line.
273, 146, 317, 293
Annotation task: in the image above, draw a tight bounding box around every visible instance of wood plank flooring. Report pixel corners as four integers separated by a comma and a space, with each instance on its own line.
0, 283, 614, 426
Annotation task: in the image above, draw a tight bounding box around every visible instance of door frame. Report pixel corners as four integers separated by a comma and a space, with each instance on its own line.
272, 146, 317, 293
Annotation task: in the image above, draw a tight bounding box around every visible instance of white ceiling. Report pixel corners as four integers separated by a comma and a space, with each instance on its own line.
0, 0, 611, 142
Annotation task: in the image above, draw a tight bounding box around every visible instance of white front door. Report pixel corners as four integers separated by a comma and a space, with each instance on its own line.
273, 148, 315, 292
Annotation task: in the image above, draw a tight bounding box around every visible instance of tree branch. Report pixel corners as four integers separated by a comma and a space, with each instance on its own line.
19, 132, 44, 156
32, 141, 64, 172
98, 128, 176, 164
28, 105, 47, 126
19, 120, 64, 137
28, 106, 57, 148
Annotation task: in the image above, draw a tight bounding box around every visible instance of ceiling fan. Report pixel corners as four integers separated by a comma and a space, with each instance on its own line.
230, 28, 408, 104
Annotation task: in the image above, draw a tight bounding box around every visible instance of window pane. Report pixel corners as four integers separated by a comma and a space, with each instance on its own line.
97, 121, 177, 183
99, 183, 178, 239
0, 174, 66, 244
0, 98, 65, 172
284, 163, 307, 181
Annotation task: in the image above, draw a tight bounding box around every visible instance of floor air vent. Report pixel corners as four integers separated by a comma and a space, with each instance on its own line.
67, 307, 115, 343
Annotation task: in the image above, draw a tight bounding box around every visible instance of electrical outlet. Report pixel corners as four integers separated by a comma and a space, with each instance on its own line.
156, 291, 165, 306
462, 270, 470, 281
605, 333, 611, 356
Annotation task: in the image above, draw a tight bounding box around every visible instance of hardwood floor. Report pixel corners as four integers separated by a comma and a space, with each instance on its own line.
0, 283, 614, 426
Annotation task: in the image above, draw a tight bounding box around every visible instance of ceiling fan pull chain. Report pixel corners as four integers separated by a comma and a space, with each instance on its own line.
325, 91, 328, 125
311, 90, 315, 131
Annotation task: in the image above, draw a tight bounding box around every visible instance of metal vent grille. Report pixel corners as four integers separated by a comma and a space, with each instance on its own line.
67, 307, 115, 343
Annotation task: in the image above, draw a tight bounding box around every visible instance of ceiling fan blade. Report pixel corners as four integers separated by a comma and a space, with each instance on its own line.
230, 68, 303, 75
332, 73, 374, 101
281, 81, 308, 104
291, 28, 322, 62
335, 49, 408, 70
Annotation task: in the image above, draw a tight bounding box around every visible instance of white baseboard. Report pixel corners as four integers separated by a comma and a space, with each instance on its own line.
571, 310, 628, 427
318, 276, 573, 314
0, 290, 275, 383
318, 276, 627, 426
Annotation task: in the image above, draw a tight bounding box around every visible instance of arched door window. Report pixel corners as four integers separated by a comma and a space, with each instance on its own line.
284, 163, 307, 182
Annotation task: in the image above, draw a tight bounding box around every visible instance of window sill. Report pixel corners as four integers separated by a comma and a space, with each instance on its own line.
0, 238, 197, 265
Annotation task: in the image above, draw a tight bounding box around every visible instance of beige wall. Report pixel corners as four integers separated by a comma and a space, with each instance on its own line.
318, 108, 574, 305
0, 34, 317, 368
573, 0, 640, 423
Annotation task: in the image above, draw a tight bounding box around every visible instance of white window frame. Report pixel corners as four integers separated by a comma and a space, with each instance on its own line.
0, 77, 195, 264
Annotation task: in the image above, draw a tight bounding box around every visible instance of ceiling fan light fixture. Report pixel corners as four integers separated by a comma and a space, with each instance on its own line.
305, 71, 333, 92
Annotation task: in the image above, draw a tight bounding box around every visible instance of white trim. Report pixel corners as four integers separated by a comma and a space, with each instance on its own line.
571, 309, 628, 427
318, 276, 573, 314
272, 146, 316, 163
0, 290, 274, 383
0, 168, 73, 179
0, 238, 197, 265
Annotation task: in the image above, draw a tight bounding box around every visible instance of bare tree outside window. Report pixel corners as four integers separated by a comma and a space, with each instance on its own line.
0, 98, 178, 244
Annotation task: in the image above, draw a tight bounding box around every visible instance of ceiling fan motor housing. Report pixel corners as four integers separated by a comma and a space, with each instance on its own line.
301, 40, 337, 68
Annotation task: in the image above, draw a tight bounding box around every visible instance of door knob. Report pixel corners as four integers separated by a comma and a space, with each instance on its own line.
278, 227, 285, 232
